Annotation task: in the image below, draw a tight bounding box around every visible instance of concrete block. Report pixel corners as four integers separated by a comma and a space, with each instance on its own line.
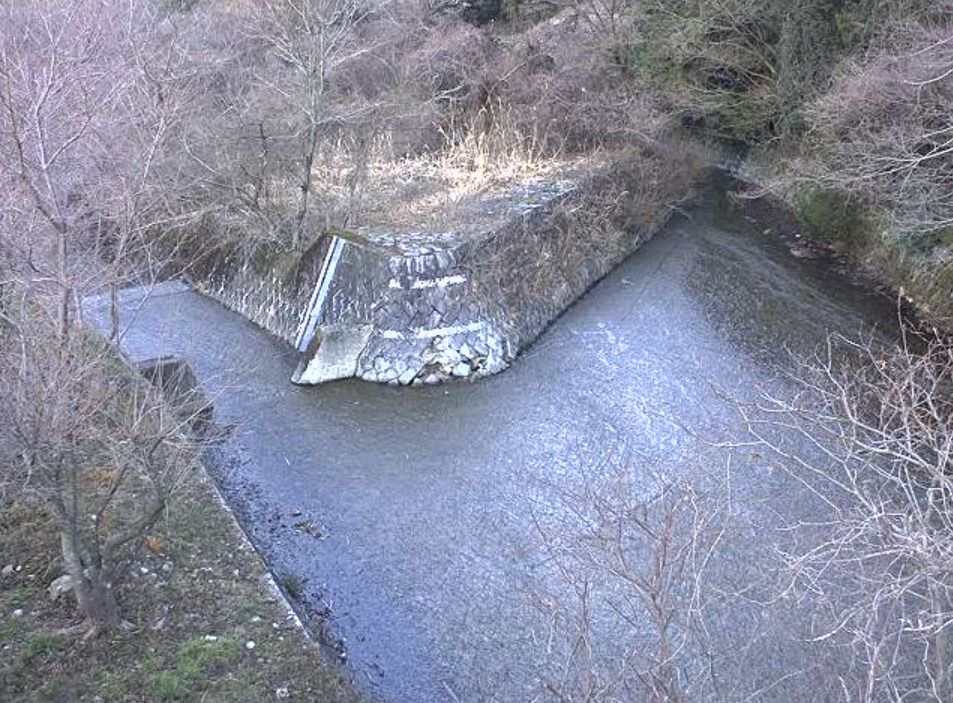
292, 324, 373, 384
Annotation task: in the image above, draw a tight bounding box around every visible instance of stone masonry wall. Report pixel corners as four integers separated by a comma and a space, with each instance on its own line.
290, 176, 661, 386
292, 237, 513, 385
192, 163, 680, 386
466, 186, 645, 353
191, 236, 333, 345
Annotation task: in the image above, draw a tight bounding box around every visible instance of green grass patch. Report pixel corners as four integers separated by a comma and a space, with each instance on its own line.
0, 612, 29, 642
19, 632, 63, 666
147, 637, 239, 702
93, 669, 132, 701
796, 186, 879, 251
0, 586, 32, 611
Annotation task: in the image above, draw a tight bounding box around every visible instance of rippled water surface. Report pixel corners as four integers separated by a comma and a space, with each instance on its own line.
95, 175, 902, 703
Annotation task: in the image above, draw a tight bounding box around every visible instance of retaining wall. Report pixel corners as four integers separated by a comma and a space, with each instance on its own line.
194, 171, 669, 385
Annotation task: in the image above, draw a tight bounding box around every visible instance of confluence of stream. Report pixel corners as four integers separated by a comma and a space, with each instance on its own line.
94, 174, 904, 703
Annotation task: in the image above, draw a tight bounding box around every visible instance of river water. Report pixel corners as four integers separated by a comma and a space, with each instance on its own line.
96, 173, 904, 702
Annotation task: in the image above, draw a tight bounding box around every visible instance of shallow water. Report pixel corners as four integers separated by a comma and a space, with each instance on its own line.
93, 174, 904, 702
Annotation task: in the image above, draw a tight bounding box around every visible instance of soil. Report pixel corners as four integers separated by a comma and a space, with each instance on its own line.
0, 466, 361, 703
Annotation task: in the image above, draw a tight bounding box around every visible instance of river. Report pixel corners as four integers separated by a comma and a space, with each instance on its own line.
94, 173, 903, 702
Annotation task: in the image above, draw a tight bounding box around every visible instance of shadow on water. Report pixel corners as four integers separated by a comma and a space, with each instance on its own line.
96, 173, 916, 703
684, 172, 903, 369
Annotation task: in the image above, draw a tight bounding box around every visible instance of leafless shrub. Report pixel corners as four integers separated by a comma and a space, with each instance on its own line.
742, 332, 953, 702
528, 437, 727, 702
568, 0, 638, 64
0, 0, 207, 637
795, 18, 953, 235
400, 20, 498, 110
0, 310, 202, 637
0, 0, 207, 339
160, 0, 403, 255
487, 10, 667, 155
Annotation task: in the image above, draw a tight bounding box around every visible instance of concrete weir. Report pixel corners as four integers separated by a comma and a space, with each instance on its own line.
200, 174, 657, 386
290, 222, 521, 385
290, 230, 510, 385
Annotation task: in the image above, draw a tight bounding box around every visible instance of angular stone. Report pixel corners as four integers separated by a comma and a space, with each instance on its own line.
292, 324, 373, 384
435, 251, 453, 269
48, 574, 75, 602
271, 177, 650, 388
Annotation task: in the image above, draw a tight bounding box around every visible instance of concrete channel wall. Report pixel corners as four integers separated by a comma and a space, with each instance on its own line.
194, 174, 663, 386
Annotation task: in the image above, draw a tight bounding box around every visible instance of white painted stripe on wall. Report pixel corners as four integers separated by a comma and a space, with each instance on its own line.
412, 275, 466, 289
415, 322, 484, 338
295, 236, 347, 352
387, 275, 467, 290
379, 321, 485, 341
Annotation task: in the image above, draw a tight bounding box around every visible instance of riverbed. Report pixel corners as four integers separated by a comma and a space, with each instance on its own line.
94, 173, 903, 702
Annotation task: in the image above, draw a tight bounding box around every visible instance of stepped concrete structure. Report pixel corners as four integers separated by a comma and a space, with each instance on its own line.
197, 170, 666, 385
292, 181, 576, 385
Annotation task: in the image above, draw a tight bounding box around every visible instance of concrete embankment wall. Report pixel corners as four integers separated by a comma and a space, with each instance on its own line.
465, 186, 649, 353
190, 237, 333, 345
189, 159, 689, 385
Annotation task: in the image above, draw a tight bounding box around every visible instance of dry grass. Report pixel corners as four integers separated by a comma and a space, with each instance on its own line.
308, 107, 581, 234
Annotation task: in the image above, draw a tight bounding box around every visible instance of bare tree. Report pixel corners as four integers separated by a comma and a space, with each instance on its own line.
0, 1, 125, 340
743, 332, 953, 702
0, 0, 204, 636
0, 323, 199, 636
0, 0, 202, 341
528, 437, 727, 703
251, 0, 374, 248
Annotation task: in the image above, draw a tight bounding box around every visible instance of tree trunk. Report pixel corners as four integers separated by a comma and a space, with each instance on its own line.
60, 531, 119, 633
294, 124, 319, 251
110, 282, 120, 343
77, 569, 119, 631
932, 581, 951, 700
56, 229, 71, 343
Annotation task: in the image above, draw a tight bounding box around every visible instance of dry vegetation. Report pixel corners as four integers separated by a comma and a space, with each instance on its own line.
2, 0, 953, 701
790, 14, 953, 326
591, 0, 953, 325
742, 332, 953, 702
179, 0, 679, 246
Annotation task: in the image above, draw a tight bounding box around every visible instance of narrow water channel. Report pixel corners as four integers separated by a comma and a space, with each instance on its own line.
96, 174, 903, 703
